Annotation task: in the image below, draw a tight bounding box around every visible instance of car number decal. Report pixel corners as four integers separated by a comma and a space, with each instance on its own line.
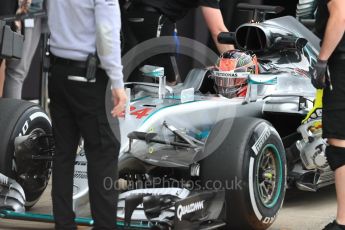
119, 106, 153, 119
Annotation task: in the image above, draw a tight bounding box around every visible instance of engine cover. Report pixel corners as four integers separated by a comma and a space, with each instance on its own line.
235, 23, 307, 52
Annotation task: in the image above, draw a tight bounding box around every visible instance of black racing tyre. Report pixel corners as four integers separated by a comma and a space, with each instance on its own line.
200, 117, 286, 230
0, 99, 52, 208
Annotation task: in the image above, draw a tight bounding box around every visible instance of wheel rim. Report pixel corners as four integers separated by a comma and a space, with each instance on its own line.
256, 144, 283, 208
14, 128, 52, 203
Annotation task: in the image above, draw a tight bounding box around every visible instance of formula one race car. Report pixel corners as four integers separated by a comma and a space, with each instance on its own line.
0, 4, 326, 230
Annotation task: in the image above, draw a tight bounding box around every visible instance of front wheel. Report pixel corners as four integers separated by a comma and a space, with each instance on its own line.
200, 117, 286, 230
0, 99, 53, 209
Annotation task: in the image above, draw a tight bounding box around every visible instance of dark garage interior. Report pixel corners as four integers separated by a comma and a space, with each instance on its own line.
15, 0, 300, 100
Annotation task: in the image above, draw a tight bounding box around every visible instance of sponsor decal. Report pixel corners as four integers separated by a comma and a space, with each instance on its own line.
75, 161, 87, 166
30, 112, 51, 125
263, 215, 276, 224
74, 170, 88, 179
18, 112, 51, 137
252, 126, 271, 155
176, 200, 205, 221
131, 108, 153, 119
213, 71, 239, 78
21, 121, 29, 136
212, 71, 250, 78
119, 106, 153, 119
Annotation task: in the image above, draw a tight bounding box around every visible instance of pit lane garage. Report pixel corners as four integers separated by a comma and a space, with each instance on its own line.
0, 1, 333, 230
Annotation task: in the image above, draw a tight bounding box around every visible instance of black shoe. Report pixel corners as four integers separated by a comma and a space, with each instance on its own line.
323, 221, 345, 230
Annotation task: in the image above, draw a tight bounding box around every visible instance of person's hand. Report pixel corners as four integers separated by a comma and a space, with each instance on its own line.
111, 88, 127, 117
14, 0, 32, 33
309, 59, 328, 89
14, 21, 22, 33
17, 0, 32, 14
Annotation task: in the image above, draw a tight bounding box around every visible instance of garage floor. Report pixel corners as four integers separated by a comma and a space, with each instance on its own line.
0, 185, 337, 230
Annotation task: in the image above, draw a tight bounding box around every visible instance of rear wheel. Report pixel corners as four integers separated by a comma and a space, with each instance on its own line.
200, 117, 286, 230
0, 99, 53, 208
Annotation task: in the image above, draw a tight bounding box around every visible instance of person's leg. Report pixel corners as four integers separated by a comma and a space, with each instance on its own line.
82, 116, 119, 230
321, 57, 345, 229
336, 166, 345, 224
49, 65, 80, 230
328, 139, 345, 225
3, 19, 42, 99
67, 69, 120, 229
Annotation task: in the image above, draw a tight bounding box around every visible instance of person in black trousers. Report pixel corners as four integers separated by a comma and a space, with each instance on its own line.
310, 0, 345, 229
48, 0, 126, 229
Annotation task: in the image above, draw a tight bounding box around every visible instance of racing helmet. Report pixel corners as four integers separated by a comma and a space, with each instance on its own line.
214, 50, 259, 98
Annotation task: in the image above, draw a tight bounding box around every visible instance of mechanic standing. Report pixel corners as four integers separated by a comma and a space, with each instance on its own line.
47, 0, 126, 229
310, 0, 345, 229
3, 0, 43, 99
0, 0, 18, 66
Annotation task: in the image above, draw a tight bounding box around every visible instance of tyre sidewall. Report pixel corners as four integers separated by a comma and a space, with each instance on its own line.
2, 106, 52, 205
242, 122, 286, 228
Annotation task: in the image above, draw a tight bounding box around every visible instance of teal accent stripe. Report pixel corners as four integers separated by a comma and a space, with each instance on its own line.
0, 210, 93, 225
263, 144, 283, 208
248, 78, 277, 85
0, 210, 150, 229
195, 130, 210, 140
143, 103, 180, 123
142, 100, 199, 124
165, 95, 182, 100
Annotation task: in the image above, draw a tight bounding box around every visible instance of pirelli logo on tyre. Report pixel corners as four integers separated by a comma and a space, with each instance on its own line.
252, 126, 271, 155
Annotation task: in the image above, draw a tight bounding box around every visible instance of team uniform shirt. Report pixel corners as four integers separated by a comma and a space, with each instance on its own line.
48, 0, 124, 89
315, 0, 345, 53
141, 0, 220, 21
315, 0, 345, 139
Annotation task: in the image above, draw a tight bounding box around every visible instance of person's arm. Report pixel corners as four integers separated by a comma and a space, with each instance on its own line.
310, 0, 345, 89
319, 0, 345, 61
94, 0, 127, 117
201, 6, 234, 54
0, 61, 5, 97
17, 0, 32, 14
15, 0, 32, 33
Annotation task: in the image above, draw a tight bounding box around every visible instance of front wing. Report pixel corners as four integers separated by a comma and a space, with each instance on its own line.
117, 188, 226, 230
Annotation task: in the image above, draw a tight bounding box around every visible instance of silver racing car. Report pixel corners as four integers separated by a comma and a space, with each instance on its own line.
0, 4, 328, 230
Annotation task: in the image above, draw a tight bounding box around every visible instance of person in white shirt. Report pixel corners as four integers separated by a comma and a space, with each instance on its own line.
48, 0, 126, 229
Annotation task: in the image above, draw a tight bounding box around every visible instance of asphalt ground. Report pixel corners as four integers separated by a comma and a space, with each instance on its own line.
0, 184, 337, 230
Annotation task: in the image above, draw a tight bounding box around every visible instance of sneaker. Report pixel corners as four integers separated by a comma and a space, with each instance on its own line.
323, 221, 345, 230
